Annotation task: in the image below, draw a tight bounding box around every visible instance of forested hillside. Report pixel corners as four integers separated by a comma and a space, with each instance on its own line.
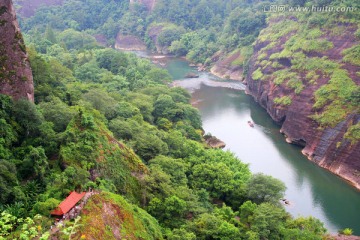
0, 0, 358, 239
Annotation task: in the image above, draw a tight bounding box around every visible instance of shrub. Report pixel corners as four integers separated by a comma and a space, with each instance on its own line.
305, 71, 320, 84
273, 69, 297, 85
252, 68, 264, 81
341, 228, 353, 236
257, 53, 267, 61
343, 45, 360, 66
344, 123, 360, 145
312, 69, 358, 127
287, 78, 304, 94
271, 61, 282, 69
355, 28, 360, 39
274, 96, 292, 106
258, 19, 298, 43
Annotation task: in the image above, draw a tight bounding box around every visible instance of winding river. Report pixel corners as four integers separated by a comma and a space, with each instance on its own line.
132, 51, 360, 234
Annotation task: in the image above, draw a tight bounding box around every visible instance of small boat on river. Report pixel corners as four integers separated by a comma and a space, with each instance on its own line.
248, 121, 254, 127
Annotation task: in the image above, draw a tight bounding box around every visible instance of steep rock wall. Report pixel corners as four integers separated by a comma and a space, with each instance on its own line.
245, 16, 360, 189
210, 50, 245, 81
115, 34, 147, 51
0, 0, 34, 101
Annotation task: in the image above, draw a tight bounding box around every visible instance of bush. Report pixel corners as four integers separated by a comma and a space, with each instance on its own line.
252, 68, 264, 81
287, 78, 304, 94
273, 69, 297, 86
343, 45, 360, 66
32, 198, 60, 216
344, 123, 360, 144
274, 96, 292, 106
355, 28, 360, 39
341, 228, 353, 236
312, 69, 358, 127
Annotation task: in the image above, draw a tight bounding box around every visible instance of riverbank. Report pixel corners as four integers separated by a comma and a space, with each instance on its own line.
118, 43, 360, 192
114, 46, 360, 233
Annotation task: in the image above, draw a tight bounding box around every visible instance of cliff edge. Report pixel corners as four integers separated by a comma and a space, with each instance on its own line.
246, 15, 360, 189
0, 0, 34, 101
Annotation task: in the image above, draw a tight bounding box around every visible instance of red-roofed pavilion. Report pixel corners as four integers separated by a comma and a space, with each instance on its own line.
51, 192, 86, 217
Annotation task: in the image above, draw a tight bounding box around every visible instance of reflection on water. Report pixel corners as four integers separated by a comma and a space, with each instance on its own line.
162, 57, 360, 234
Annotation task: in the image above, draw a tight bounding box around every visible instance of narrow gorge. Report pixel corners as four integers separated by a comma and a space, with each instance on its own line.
124, 1, 360, 190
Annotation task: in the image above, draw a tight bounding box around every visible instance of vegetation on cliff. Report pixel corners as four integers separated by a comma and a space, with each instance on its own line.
1, 0, 359, 238
0, 36, 327, 238
245, 0, 360, 190
68, 192, 164, 240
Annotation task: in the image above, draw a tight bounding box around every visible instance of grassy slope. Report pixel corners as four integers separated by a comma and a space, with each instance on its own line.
62, 192, 163, 240
60, 108, 148, 203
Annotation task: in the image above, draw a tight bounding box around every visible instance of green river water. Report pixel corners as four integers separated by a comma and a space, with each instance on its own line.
163, 57, 360, 234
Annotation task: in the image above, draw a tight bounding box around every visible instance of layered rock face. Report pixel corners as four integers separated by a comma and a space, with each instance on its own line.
115, 34, 147, 51
0, 0, 34, 101
246, 17, 360, 189
210, 50, 244, 81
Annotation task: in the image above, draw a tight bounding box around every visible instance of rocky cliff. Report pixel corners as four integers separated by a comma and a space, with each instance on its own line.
245, 15, 360, 189
0, 0, 34, 101
210, 50, 246, 81
115, 34, 147, 51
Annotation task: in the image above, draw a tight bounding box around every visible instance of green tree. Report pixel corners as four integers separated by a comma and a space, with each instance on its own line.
0, 161, 19, 204
32, 198, 60, 216
251, 203, 289, 239
148, 195, 187, 228
239, 200, 257, 226
59, 29, 97, 50
153, 94, 177, 120
282, 217, 326, 240
157, 26, 186, 47
149, 155, 188, 186
12, 100, 44, 138
44, 25, 57, 43
190, 162, 234, 199
16, 146, 49, 180
96, 49, 129, 75
132, 133, 168, 161
39, 98, 75, 132
189, 213, 241, 240
82, 89, 120, 120
168, 228, 196, 240
246, 173, 286, 204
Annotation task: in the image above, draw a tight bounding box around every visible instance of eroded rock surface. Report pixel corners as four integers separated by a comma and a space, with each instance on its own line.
0, 0, 34, 101
245, 17, 360, 189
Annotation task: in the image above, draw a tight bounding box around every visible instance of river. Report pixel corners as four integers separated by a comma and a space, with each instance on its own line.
131, 51, 360, 234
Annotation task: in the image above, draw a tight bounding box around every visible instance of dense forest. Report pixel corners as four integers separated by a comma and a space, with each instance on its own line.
0, 0, 359, 239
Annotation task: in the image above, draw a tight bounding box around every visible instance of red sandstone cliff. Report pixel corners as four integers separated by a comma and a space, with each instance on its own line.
0, 0, 34, 102
245, 16, 360, 189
